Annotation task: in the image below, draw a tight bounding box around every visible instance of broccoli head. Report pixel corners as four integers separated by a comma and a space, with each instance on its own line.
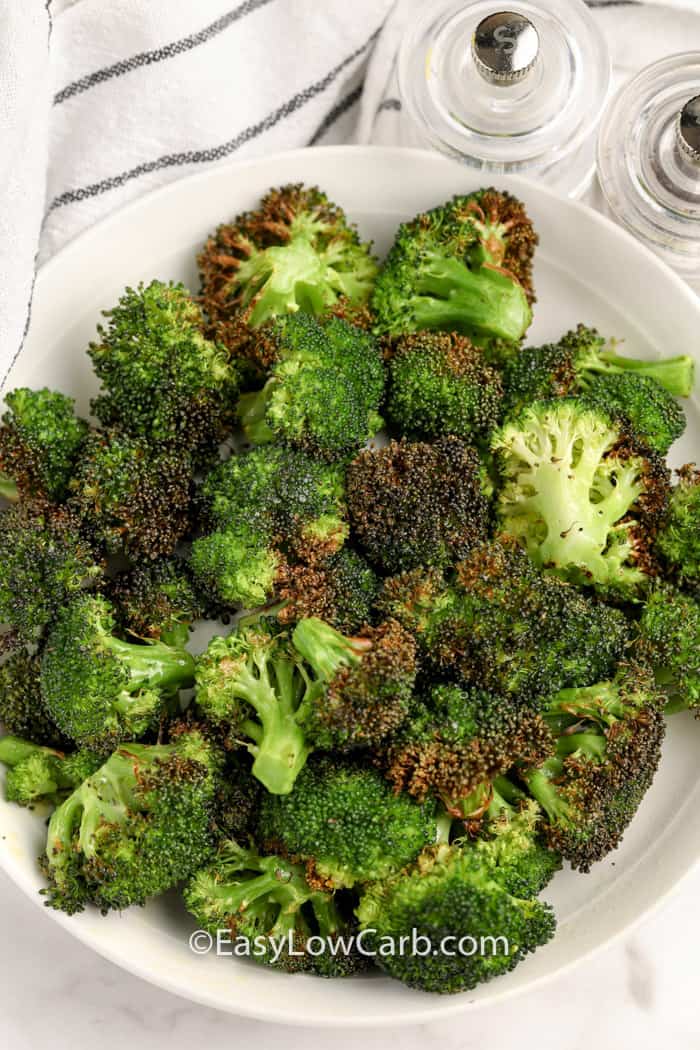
639, 584, 700, 711
237, 312, 385, 458
110, 558, 203, 648
380, 540, 630, 703
347, 437, 489, 574
0, 650, 70, 749
655, 465, 700, 589
385, 330, 504, 442
41, 595, 196, 753
88, 281, 239, 463
184, 840, 367, 977
0, 736, 102, 807
579, 373, 686, 456
0, 501, 101, 643
275, 546, 379, 633
258, 756, 437, 889
371, 189, 536, 357
356, 838, 555, 994
493, 399, 671, 598
198, 184, 378, 372
41, 727, 222, 913
0, 387, 88, 502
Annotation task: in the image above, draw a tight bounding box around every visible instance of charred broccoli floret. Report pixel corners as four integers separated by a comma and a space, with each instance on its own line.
379, 540, 631, 703
291, 617, 417, 750
0, 501, 101, 643
237, 312, 384, 458
0, 388, 88, 502
655, 465, 700, 588
347, 437, 489, 574
381, 684, 552, 818
190, 445, 348, 609
69, 429, 194, 561
579, 373, 686, 456
198, 184, 378, 372
41, 595, 196, 753
371, 189, 536, 357
385, 331, 504, 441
356, 838, 555, 994
41, 727, 222, 913
110, 558, 203, 647
639, 584, 700, 711
184, 840, 367, 977
503, 325, 694, 409
493, 399, 670, 598
275, 546, 379, 633
0, 736, 102, 807
521, 662, 665, 871
258, 756, 438, 888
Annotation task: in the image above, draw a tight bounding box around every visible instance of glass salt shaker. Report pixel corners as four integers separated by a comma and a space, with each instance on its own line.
397, 0, 611, 198
597, 53, 700, 282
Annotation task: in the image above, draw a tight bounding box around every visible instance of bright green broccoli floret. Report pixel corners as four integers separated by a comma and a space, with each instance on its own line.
41, 595, 196, 753
639, 584, 700, 711
41, 727, 222, 913
258, 756, 438, 888
0, 650, 70, 748
0, 387, 88, 502
521, 662, 665, 870
110, 558, 203, 647
579, 373, 686, 456
291, 617, 417, 750
493, 399, 670, 597
198, 184, 378, 372
655, 466, 700, 588
356, 838, 555, 994
184, 840, 367, 977
190, 445, 348, 610
382, 684, 552, 818
0, 501, 101, 643
0, 736, 102, 807
276, 546, 379, 633
88, 281, 239, 463
237, 312, 384, 458
347, 437, 489, 574
380, 540, 631, 704
386, 330, 504, 441
372, 189, 536, 357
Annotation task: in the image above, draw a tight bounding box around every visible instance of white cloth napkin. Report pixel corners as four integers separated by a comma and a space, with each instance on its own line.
2, 0, 700, 388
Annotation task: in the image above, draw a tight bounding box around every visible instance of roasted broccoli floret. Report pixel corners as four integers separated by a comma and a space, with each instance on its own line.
258, 756, 437, 888
0, 388, 88, 502
381, 684, 552, 819
88, 281, 239, 464
579, 373, 686, 456
655, 465, 700, 589
291, 617, 417, 750
210, 751, 263, 843
275, 546, 379, 633
371, 189, 536, 357
41, 595, 196, 753
493, 399, 670, 598
520, 662, 665, 870
639, 584, 700, 711
347, 437, 489, 574
0, 501, 101, 643
110, 558, 203, 647
184, 840, 367, 977
0, 736, 102, 807
190, 445, 348, 609
0, 650, 70, 748
379, 540, 631, 703
385, 330, 504, 441
198, 184, 378, 372
41, 727, 222, 913
237, 312, 384, 458
356, 838, 555, 994
69, 429, 194, 561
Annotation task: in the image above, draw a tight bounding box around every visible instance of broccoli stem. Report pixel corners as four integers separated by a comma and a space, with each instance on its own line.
522, 760, 570, 823
546, 682, 626, 725
0, 736, 59, 767
410, 253, 531, 343
237, 386, 276, 445
584, 350, 695, 398
0, 473, 18, 503
103, 635, 195, 692
292, 618, 368, 682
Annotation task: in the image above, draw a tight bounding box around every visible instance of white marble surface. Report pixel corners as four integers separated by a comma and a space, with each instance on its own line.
1, 856, 699, 1046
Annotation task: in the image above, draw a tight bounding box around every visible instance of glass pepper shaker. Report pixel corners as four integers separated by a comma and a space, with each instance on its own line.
397, 0, 611, 198
597, 53, 700, 281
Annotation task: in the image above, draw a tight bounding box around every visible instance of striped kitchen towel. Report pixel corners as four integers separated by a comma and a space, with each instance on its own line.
1, 0, 699, 387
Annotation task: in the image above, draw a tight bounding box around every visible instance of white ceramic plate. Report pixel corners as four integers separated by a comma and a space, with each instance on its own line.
2, 146, 700, 1027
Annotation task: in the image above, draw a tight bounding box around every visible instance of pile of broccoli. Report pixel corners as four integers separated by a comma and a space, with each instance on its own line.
0, 181, 697, 998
